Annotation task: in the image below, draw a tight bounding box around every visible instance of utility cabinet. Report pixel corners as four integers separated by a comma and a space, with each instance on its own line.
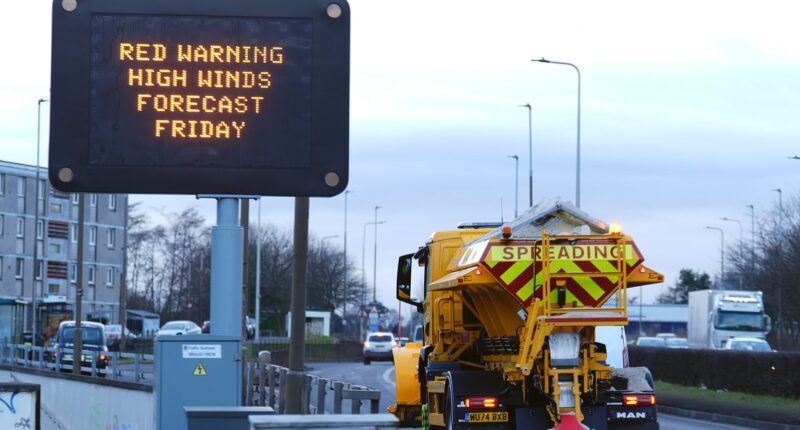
155, 335, 242, 430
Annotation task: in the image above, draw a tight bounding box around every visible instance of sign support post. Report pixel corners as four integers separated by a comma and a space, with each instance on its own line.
285, 196, 309, 413
210, 198, 243, 337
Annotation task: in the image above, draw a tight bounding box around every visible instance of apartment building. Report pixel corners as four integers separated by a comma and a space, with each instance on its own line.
0, 160, 127, 328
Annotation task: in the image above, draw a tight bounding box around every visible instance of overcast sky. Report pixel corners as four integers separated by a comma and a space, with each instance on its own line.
1, 1, 798, 309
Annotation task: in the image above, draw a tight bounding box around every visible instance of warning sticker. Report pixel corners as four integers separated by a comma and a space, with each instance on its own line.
182, 344, 221, 359
193, 362, 207, 376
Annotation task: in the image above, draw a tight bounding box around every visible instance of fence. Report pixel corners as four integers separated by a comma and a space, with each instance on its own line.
244, 361, 381, 414
0, 339, 155, 383
249, 339, 363, 366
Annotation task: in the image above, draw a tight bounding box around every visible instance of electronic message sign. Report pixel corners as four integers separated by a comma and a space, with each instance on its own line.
50, 0, 349, 196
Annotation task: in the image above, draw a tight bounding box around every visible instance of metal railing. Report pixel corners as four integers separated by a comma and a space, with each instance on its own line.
0, 339, 155, 383
245, 362, 381, 415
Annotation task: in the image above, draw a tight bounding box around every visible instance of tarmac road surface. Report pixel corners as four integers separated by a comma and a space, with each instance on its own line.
308, 361, 753, 430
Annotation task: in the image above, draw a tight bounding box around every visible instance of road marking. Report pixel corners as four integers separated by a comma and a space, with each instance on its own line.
382, 366, 396, 386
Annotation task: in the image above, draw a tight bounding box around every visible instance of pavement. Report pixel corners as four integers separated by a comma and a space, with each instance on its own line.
308, 361, 754, 430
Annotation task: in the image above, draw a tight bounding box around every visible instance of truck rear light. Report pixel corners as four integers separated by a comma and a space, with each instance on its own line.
465, 397, 497, 408
623, 394, 655, 406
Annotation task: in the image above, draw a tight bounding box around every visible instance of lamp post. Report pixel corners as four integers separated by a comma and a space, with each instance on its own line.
773, 188, 783, 350
254, 198, 261, 342
372, 206, 382, 303
705, 226, 725, 287
518, 103, 532, 208
507, 155, 519, 218
362, 220, 385, 306
342, 190, 352, 332
721, 217, 743, 289
32, 98, 48, 348
532, 58, 581, 208
745, 204, 755, 289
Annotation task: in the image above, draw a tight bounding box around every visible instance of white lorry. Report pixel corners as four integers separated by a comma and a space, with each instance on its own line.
688, 289, 771, 349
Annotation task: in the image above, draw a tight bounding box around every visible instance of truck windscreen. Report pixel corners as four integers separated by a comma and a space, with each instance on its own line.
715, 311, 765, 331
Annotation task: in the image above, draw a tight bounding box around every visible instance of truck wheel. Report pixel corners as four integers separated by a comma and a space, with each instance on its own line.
444, 382, 456, 430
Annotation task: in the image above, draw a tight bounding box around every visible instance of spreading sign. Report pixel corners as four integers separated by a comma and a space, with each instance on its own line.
50, 0, 349, 196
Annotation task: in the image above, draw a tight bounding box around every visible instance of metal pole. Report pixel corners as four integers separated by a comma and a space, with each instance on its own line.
343, 190, 352, 335
508, 155, 519, 218
772, 188, 783, 350
119, 195, 129, 351
255, 198, 261, 343
721, 217, 743, 289
241, 199, 250, 340
531, 58, 581, 208
32, 98, 48, 348
285, 197, 310, 414
373, 206, 381, 303
519, 103, 532, 208
746, 204, 755, 289
73, 194, 85, 375
210, 198, 243, 337
705, 226, 725, 286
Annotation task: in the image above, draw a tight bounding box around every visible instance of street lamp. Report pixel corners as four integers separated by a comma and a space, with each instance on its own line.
518, 103, 533, 208
373, 206, 382, 303
342, 190, 353, 329
362, 220, 385, 306
705, 226, 725, 287
532, 58, 581, 208
32, 98, 48, 348
772, 188, 783, 350
721, 217, 743, 289
507, 155, 519, 218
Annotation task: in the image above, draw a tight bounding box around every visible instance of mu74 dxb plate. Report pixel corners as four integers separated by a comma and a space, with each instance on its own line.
50, 0, 350, 196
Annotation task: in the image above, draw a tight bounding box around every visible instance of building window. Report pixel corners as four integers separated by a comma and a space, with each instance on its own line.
70, 223, 78, 243
49, 284, 60, 294
0, 173, 4, 195
71, 193, 79, 204
15, 258, 24, 279
108, 194, 117, 211
36, 220, 44, 240
89, 226, 97, 246
50, 203, 62, 214
36, 261, 43, 280
69, 264, 76, 283
49, 243, 62, 253
16, 217, 24, 238
88, 266, 96, 285
107, 228, 116, 249
17, 177, 25, 197
38, 180, 45, 200
106, 267, 114, 287
90, 193, 97, 207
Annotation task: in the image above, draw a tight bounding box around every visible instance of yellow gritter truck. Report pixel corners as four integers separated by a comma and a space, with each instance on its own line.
390, 200, 663, 430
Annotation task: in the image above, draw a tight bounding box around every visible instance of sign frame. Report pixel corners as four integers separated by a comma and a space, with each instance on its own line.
50, 0, 350, 196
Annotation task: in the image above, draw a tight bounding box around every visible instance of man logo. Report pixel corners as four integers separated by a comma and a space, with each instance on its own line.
616, 411, 647, 419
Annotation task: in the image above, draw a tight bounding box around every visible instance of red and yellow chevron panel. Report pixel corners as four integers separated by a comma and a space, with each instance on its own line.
480, 239, 643, 308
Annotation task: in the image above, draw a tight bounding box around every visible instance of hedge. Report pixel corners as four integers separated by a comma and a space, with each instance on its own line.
629, 346, 800, 398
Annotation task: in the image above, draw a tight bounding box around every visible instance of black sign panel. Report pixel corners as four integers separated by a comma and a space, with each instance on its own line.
50, 0, 349, 196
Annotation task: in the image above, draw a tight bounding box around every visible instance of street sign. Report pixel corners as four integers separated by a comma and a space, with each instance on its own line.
50, 0, 350, 196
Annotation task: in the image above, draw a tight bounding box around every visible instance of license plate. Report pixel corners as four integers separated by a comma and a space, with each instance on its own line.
375, 345, 384, 348
468, 412, 508, 423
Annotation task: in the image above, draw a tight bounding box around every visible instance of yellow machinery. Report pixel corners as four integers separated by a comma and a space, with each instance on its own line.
391, 201, 663, 430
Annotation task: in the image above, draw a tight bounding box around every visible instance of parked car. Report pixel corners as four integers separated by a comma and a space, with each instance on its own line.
665, 337, 689, 349
722, 337, 773, 352
51, 321, 109, 372
363, 332, 396, 365
201, 321, 211, 334
157, 320, 202, 336
105, 324, 122, 349
635, 337, 667, 347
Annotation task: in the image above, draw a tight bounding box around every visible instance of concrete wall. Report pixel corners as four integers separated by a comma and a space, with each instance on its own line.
0, 368, 153, 430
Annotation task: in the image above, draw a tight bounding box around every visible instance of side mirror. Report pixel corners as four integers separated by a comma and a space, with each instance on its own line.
765, 315, 772, 333
397, 253, 423, 313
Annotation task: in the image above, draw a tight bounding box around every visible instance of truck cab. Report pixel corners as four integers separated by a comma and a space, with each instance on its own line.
688, 290, 771, 349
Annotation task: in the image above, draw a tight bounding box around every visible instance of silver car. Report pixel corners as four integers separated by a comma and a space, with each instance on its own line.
362, 332, 396, 365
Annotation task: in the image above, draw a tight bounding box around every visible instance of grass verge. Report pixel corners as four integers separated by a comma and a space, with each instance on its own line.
655, 380, 800, 424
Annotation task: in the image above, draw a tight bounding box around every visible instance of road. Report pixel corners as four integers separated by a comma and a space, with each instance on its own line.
308, 361, 752, 430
